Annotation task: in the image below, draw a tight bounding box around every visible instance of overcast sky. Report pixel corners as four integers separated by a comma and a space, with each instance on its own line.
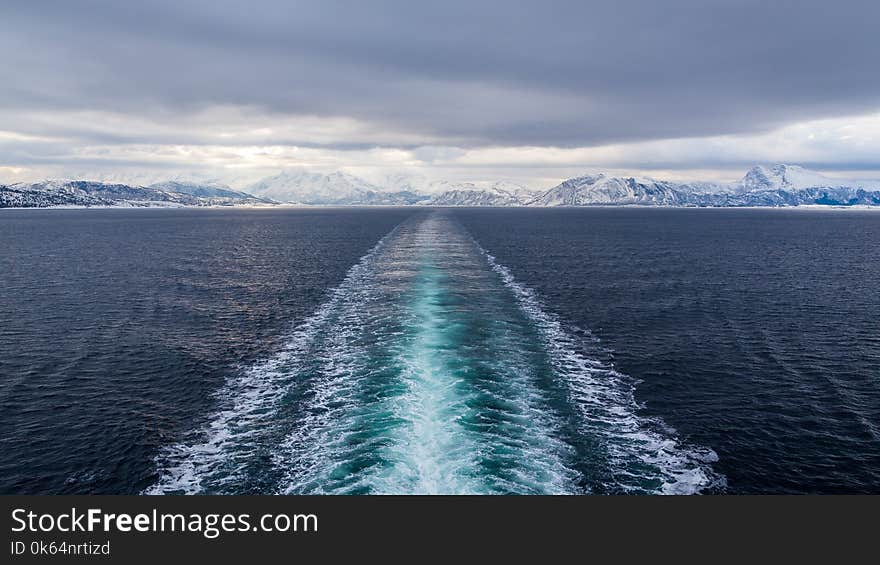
2, 0, 880, 187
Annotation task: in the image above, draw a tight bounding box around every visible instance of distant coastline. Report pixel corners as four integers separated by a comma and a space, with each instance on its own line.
5, 203, 880, 211
4, 164, 880, 209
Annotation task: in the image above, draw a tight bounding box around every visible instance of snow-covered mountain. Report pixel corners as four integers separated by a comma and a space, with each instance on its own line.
527, 165, 880, 207
722, 165, 880, 206
247, 170, 385, 204
372, 172, 436, 194
0, 180, 196, 208
488, 181, 540, 201
149, 180, 266, 201
528, 174, 703, 206
246, 169, 534, 205
4, 164, 879, 209
740, 164, 843, 192
429, 181, 539, 206
0, 179, 271, 208
246, 169, 436, 205
244, 164, 879, 208
430, 188, 518, 206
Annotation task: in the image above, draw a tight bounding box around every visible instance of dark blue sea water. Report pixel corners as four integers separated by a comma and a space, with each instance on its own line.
1, 207, 878, 494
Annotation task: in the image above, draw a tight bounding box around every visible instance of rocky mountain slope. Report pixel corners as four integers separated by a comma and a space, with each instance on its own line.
0, 180, 272, 208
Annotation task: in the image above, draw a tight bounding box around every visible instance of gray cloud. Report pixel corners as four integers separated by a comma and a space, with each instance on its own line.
2, 0, 880, 150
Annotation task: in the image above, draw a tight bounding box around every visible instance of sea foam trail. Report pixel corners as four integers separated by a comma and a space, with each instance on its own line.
277, 214, 580, 494
148, 211, 721, 494
478, 246, 723, 494
145, 225, 402, 494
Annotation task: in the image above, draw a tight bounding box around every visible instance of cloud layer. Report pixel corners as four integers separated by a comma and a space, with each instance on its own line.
2, 0, 880, 185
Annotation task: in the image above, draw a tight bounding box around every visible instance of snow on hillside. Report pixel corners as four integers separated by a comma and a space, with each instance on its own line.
150, 181, 269, 201
529, 174, 693, 206
0, 179, 270, 208
738, 164, 880, 192
4, 164, 880, 209
528, 165, 880, 207
247, 170, 382, 204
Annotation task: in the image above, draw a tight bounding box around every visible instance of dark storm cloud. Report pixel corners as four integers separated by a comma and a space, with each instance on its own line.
1, 0, 879, 148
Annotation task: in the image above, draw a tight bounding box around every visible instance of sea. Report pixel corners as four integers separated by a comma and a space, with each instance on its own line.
1, 207, 878, 494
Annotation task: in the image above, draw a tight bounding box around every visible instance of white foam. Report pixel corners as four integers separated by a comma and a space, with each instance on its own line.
145, 226, 402, 494
480, 247, 725, 494
276, 214, 581, 494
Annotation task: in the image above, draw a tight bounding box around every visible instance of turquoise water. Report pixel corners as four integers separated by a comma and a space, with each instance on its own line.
147, 211, 718, 494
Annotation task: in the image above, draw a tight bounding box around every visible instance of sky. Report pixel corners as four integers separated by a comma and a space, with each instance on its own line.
1, 0, 880, 189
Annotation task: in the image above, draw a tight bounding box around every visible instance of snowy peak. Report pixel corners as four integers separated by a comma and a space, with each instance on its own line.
429, 180, 539, 206
372, 172, 445, 194
487, 181, 539, 201
530, 174, 688, 206
247, 169, 382, 204
741, 165, 781, 191
740, 164, 838, 192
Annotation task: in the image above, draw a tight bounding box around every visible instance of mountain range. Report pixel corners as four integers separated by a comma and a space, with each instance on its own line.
524, 165, 880, 207
0, 179, 274, 208
3, 164, 880, 208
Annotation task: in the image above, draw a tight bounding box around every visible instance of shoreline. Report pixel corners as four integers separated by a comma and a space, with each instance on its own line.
3, 203, 880, 211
